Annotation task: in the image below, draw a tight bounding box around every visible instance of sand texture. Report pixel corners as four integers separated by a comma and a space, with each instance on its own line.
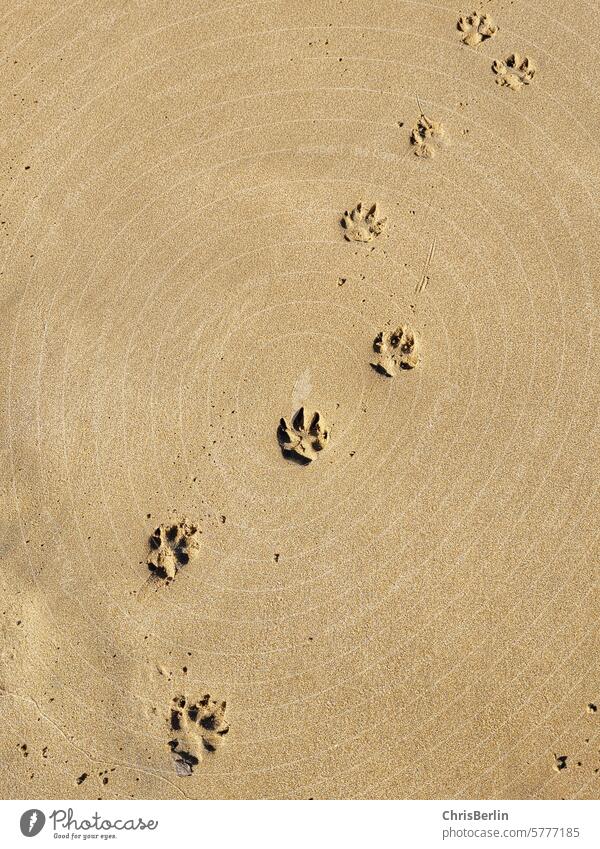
0, 1, 599, 800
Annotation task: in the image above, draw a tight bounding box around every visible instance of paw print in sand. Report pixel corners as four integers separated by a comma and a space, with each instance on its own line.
147, 520, 200, 583
371, 325, 421, 376
168, 694, 229, 776
410, 114, 445, 159
492, 54, 536, 90
277, 407, 330, 464
457, 11, 498, 46
341, 202, 388, 242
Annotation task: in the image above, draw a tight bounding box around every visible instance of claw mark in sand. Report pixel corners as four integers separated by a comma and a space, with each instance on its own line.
278, 407, 330, 464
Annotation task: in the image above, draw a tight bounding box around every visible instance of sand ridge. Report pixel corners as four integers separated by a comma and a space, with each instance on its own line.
0, 1, 599, 800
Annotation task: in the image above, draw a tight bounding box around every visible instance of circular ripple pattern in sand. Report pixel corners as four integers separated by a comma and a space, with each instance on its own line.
1, 1, 599, 800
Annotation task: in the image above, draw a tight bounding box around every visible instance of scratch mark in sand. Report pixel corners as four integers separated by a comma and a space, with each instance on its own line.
416, 237, 437, 294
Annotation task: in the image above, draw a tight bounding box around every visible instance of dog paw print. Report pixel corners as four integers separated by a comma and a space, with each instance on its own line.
492, 53, 536, 90
371, 325, 421, 376
147, 520, 201, 582
168, 694, 229, 776
277, 407, 330, 464
457, 11, 498, 46
553, 754, 568, 772
410, 114, 445, 158
341, 202, 387, 242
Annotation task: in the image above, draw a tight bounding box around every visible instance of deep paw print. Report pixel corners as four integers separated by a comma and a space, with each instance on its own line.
168, 694, 229, 776
277, 407, 330, 464
371, 325, 421, 376
147, 520, 200, 582
492, 53, 536, 90
457, 11, 498, 46
410, 114, 445, 158
341, 202, 388, 242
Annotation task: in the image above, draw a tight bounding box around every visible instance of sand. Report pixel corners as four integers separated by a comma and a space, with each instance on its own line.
0, 1, 598, 800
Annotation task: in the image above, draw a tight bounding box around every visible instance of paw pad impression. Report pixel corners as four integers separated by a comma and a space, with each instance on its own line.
147, 520, 200, 582
457, 11, 498, 46
410, 114, 445, 158
341, 202, 388, 242
168, 693, 229, 776
277, 407, 330, 464
371, 325, 421, 376
492, 53, 536, 90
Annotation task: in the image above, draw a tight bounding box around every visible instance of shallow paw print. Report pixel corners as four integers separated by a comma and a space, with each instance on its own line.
147, 520, 201, 582
492, 53, 536, 90
168, 694, 229, 777
371, 325, 421, 376
277, 407, 330, 464
457, 11, 498, 46
341, 202, 388, 242
410, 114, 446, 159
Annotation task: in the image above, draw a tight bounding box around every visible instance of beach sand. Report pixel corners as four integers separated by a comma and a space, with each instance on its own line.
0, 1, 598, 799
